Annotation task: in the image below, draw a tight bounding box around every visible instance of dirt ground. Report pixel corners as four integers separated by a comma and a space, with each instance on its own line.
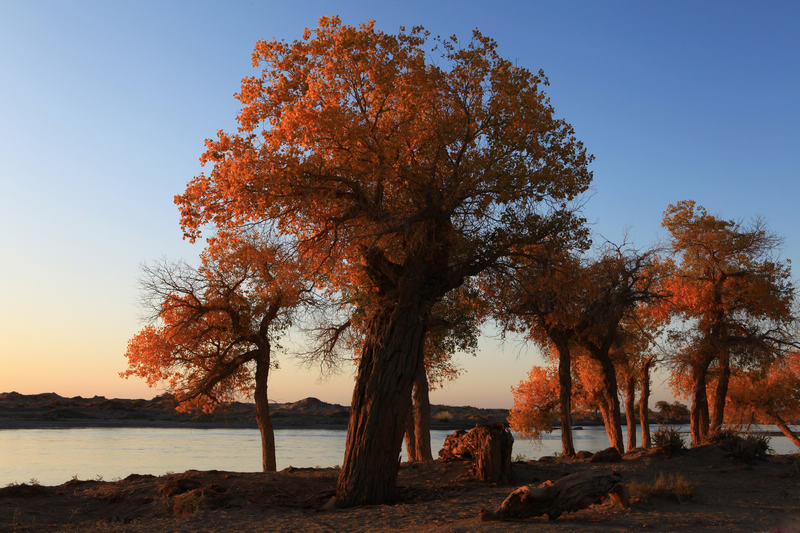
2, 445, 798, 532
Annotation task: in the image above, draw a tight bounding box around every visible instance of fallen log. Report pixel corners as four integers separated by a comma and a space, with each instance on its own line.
480, 469, 628, 521
439, 423, 513, 483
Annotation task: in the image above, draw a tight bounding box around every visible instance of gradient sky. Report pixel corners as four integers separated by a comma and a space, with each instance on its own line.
1, 1, 798, 408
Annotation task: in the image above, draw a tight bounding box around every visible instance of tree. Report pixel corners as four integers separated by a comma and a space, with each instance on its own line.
122, 237, 305, 472
491, 248, 585, 456
726, 351, 800, 449
571, 247, 664, 453
508, 366, 560, 440
661, 201, 796, 445
176, 18, 592, 505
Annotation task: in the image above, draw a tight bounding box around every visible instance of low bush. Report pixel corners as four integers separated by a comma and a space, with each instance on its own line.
627, 473, 695, 503
710, 429, 770, 463
652, 426, 686, 455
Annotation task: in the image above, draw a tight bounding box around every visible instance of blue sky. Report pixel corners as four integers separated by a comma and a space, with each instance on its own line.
1, 1, 798, 407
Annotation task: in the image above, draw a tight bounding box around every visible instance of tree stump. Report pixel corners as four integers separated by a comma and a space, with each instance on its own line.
438, 423, 513, 483
480, 469, 628, 521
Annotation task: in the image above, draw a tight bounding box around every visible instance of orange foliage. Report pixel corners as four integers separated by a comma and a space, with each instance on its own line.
726, 351, 800, 427
121, 237, 305, 414
508, 366, 560, 439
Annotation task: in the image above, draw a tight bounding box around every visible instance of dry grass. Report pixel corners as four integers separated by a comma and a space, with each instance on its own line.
627, 472, 695, 503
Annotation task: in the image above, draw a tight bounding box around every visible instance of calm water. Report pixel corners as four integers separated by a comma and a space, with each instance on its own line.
1, 425, 797, 486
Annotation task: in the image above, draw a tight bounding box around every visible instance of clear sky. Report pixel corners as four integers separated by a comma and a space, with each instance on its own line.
1, 1, 798, 408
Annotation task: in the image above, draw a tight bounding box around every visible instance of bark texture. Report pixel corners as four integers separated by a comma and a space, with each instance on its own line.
254, 349, 276, 472
624, 375, 637, 452
595, 354, 625, 453
439, 424, 514, 483
412, 360, 433, 462
404, 403, 417, 461
480, 470, 627, 521
709, 352, 731, 434
555, 338, 575, 456
639, 361, 652, 449
335, 298, 429, 506
690, 366, 710, 446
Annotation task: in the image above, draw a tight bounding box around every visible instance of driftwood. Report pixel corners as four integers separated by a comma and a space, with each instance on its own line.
480, 469, 628, 521
439, 423, 513, 483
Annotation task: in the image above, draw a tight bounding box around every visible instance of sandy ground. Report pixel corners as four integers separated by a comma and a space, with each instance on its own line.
2, 445, 799, 532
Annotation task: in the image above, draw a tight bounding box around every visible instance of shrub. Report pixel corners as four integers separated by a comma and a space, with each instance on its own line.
652, 426, 686, 455
628, 473, 695, 503
710, 429, 770, 463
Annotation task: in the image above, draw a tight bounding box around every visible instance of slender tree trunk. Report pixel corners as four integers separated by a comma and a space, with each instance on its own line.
254, 348, 276, 472
554, 338, 575, 456
690, 366, 710, 446
639, 361, 652, 449
771, 412, 800, 449
412, 359, 433, 462
709, 352, 731, 434
624, 375, 637, 452
336, 297, 430, 506
404, 401, 417, 462
594, 353, 624, 453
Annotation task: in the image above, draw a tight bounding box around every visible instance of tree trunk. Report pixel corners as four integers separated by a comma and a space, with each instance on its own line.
335, 299, 430, 506
709, 352, 731, 434
404, 401, 417, 462
690, 366, 710, 446
624, 375, 637, 452
594, 353, 625, 453
639, 361, 652, 449
254, 348, 276, 472
412, 358, 433, 462
554, 338, 575, 457
772, 412, 800, 449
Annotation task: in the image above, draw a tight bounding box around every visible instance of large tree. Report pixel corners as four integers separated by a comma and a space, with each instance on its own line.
176, 18, 592, 505
122, 237, 305, 472
661, 201, 795, 445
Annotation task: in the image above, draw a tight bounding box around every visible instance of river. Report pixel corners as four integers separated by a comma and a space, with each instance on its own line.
1, 425, 797, 486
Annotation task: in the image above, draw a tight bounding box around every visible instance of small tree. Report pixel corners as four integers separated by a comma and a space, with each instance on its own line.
122, 237, 306, 471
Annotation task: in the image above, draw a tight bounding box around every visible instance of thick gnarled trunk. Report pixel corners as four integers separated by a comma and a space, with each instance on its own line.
254, 348, 276, 472
639, 361, 652, 449
709, 352, 731, 434
595, 354, 624, 453
624, 375, 637, 452
554, 338, 575, 456
336, 298, 430, 506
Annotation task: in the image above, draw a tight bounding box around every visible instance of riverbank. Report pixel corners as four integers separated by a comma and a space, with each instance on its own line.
2, 444, 798, 532
0, 392, 511, 430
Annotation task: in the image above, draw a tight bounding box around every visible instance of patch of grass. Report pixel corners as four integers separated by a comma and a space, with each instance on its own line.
512, 453, 528, 462
652, 426, 686, 455
627, 473, 695, 503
